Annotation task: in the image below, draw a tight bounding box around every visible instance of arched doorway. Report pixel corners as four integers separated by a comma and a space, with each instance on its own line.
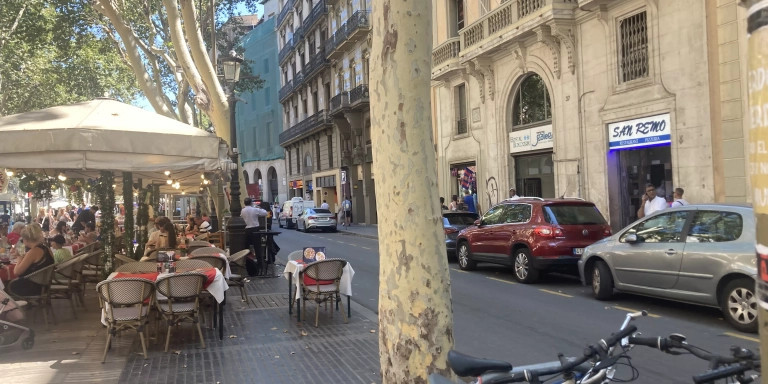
268, 167, 278, 203
507, 73, 555, 198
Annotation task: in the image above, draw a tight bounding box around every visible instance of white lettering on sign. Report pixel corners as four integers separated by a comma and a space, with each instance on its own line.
607, 113, 671, 150
509, 125, 554, 154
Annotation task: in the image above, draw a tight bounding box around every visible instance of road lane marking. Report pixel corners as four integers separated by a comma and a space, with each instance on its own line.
539, 289, 573, 298
361, 246, 371, 250
450, 268, 468, 273
613, 306, 661, 318
724, 332, 760, 343
487, 277, 516, 284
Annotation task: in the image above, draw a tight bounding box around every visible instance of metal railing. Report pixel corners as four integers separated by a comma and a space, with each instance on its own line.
279, 79, 294, 101
304, 0, 327, 30
349, 84, 369, 105
460, 0, 570, 49
330, 92, 349, 112
302, 50, 329, 79
432, 37, 460, 66
278, 40, 294, 64
276, 0, 294, 28
278, 110, 331, 145
290, 25, 304, 47
324, 10, 370, 57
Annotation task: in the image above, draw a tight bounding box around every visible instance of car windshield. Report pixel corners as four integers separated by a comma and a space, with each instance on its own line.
443, 214, 477, 226
312, 209, 332, 214
543, 205, 607, 225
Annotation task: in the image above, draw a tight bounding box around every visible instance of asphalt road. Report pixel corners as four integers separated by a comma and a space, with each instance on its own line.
273, 226, 761, 382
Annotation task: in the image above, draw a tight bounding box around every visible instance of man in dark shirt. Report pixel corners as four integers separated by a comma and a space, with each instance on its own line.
72, 205, 97, 233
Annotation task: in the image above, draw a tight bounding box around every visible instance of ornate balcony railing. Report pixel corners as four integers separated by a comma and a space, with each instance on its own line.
324, 11, 370, 58
432, 37, 460, 66
279, 110, 331, 145
290, 25, 304, 47
349, 84, 369, 105
276, 0, 294, 28
304, 0, 327, 31
278, 40, 294, 64
330, 92, 349, 113
279, 79, 294, 102
293, 71, 304, 87
461, 0, 553, 49
302, 50, 329, 79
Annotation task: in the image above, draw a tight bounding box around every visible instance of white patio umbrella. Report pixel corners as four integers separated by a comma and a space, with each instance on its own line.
0, 98, 227, 191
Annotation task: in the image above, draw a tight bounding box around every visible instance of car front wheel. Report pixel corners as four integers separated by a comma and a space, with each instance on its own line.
456, 242, 476, 271
720, 278, 758, 333
512, 248, 539, 283
591, 260, 613, 300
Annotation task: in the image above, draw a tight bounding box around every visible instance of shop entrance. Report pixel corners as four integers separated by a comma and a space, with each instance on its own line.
612, 145, 672, 228
514, 153, 554, 198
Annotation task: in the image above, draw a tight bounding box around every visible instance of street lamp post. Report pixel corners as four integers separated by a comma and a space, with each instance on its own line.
222, 53, 246, 255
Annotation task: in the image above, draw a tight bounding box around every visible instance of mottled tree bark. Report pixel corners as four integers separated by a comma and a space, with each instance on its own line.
370, 1, 455, 382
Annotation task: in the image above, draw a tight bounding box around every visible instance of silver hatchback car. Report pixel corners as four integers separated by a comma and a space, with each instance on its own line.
578, 204, 757, 333
296, 208, 338, 232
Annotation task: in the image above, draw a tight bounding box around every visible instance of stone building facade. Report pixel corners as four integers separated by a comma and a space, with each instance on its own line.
276, 0, 377, 223
431, 0, 749, 229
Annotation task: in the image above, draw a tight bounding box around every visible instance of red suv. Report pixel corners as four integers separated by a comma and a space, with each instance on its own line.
455, 198, 611, 283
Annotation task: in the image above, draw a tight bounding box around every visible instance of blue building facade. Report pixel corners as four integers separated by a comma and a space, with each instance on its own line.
236, 16, 286, 205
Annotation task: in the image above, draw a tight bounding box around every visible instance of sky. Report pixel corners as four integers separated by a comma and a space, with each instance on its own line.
134, 1, 264, 112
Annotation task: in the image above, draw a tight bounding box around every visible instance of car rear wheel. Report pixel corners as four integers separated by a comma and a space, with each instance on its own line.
591, 260, 613, 300
512, 248, 539, 283
720, 278, 758, 333
456, 242, 476, 271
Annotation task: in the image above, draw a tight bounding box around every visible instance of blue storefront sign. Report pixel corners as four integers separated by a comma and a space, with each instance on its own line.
608, 113, 671, 150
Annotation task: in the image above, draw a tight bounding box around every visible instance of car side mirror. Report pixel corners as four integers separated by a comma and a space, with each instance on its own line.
474, 219, 482, 226
624, 233, 638, 243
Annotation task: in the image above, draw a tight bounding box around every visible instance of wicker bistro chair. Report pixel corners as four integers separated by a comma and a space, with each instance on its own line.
115, 262, 159, 274
154, 272, 207, 352
226, 250, 251, 302
175, 259, 211, 272
208, 231, 224, 249
187, 241, 212, 253
114, 253, 137, 267
188, 255, 226, 275
80, 250, 106, 284
50, 254, 87, 318
299, 259, 348, 328
8, 264, 57, 329
96, 278, 155, 362
189, 246, 226, 257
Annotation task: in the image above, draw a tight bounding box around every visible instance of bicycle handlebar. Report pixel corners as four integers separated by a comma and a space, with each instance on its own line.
692, 362, 760, 384
627, 335, 740, 365
495, 325, 639, 383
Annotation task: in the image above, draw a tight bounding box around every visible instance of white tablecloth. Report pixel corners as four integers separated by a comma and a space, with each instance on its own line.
283, 260, 354, 299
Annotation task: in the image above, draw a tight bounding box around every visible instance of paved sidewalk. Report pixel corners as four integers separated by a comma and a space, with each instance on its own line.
1, 256, 382, 384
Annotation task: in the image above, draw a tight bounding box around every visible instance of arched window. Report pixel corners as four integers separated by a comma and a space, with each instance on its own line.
510, 74, 552, 127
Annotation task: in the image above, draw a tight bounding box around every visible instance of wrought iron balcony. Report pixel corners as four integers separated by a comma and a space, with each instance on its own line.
303, 0, 327, 31
278, 40, 294, 64
302, 50, 330, 80
279, 79, 294, 102
293, 71, 304, 87
325, 11, 370, 59
279, 110, 332, 145
276, 0, 294, 28
290, 25, 304, 47
329, 92, 349, 115
348, 84, 369, 107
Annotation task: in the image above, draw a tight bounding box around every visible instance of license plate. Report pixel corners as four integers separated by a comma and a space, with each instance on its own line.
573, 248, 584, 255
318, 218, 328, 221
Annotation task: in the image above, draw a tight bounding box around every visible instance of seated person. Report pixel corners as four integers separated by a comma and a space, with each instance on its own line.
141, 217, 177, 260
77, 221, 98, 245
6, 222, 24, 246
5, 223, 55, 297
52, 220, 73, 245
50, 235, 73, 264
184, 215, 198, 236
196, 221, 211, 240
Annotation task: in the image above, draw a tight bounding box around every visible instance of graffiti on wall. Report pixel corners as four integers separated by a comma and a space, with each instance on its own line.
486, 176, 499, 209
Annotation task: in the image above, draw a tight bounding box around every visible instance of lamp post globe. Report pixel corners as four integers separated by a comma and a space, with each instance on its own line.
223, 52, 246, 255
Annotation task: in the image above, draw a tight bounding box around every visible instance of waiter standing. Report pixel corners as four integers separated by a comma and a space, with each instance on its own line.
241, 197, 268, 253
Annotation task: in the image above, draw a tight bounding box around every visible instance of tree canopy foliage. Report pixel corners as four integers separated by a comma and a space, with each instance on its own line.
0, 0, 139, 116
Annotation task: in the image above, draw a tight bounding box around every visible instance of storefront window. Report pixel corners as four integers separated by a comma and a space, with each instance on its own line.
511, 74, 551, 127
514, 154, 555, 198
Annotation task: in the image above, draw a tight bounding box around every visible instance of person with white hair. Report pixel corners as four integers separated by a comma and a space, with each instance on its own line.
6, 224, 54, 297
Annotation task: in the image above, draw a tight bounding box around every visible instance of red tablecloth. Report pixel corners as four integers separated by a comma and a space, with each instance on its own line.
113, 268, 217, 289
0, 264, 16, 284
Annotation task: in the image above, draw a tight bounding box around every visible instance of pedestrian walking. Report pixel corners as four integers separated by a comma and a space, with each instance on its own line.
506, 187, 520, 201
439, 197, 449, 211
320, 200, 329, 209
670, 187, 689, 208
637, 183, 667, 219
342, 196, 352, 227
463, 189, 476, 213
